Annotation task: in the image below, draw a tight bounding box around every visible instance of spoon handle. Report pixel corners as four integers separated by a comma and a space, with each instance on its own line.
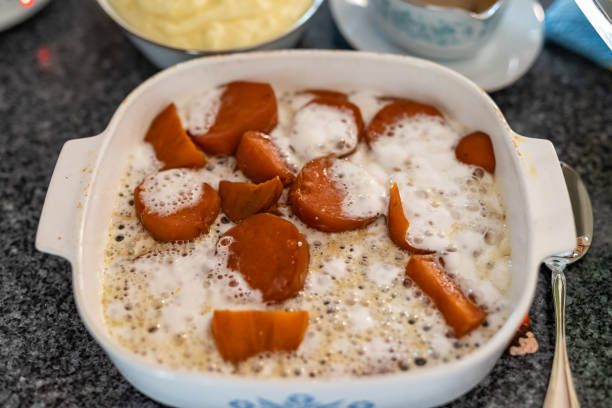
543, 268, 581, 408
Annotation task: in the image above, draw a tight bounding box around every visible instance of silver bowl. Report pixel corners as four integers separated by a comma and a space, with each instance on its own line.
95, 0, 324, 68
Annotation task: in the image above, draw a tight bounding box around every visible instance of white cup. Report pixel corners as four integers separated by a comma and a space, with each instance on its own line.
368, 0, 508, 60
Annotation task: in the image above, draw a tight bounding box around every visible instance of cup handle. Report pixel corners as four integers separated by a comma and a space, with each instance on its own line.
35, 134, 105, 262
513, 134, 576, 260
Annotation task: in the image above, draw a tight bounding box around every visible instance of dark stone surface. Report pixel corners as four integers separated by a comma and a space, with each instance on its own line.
0, 0, 610, 407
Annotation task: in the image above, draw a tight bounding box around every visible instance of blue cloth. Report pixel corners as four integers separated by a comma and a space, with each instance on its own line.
546, 0, 612, 68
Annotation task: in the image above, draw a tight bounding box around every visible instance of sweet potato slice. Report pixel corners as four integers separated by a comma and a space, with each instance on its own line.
455, 131, 496, 173
300, 89, 348, 100
144, 103, 207, 170
191, 81, 277, 156
235, 131, 295, 185
134, 172, 220, 242
290, 97, 365, 161
289, 156, 380, 232
365, 100, 443, 144
212, 310, 309, 363
405, 255, 487, 338
218, 177, 283, 223
219, 213, 309, 302
387, 183, 434, 254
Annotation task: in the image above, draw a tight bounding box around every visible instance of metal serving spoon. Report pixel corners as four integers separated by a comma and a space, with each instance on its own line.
543, 162, 593, 408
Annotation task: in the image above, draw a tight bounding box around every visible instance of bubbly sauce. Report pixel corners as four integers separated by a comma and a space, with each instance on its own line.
102, 88, 512, 377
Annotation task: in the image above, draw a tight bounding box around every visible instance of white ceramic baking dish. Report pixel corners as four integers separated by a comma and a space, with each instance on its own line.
35, 51, 575, 408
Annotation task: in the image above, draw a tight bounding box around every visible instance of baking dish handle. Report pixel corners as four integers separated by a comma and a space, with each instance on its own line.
35, 134, 105, 262
514, 134, 576, 261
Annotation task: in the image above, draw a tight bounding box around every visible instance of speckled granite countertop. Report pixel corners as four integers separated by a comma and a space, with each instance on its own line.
0, 1, 610, 407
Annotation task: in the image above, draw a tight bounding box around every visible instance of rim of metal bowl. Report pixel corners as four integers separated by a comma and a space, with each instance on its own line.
95, 0, 324, 55
400, 0, 505, 20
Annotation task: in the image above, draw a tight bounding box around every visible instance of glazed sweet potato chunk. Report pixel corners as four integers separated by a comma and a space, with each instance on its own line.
219, 213, 309, 302
289, 156, 380, 232
455, 131, 496, 173
300, 89, 348, 100
144, 103, 207, 170
387, 183, 433, 254
218, 177, 283, 223
405, 255, 487, 338
365, 100, 443, 144
134, 171, 220, 242
191, 81, 277, 156
212, 310, 309, 363
235, 131, 295, 185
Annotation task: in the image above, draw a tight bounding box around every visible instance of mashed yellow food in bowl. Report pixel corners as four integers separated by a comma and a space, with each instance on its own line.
108, 0, 315, 51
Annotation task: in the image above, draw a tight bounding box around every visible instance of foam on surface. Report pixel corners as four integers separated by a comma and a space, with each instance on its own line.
102, 88, 512, 377
138, 169, 203, 216
329, 159, 386, 219
177, 86, 224, 136
289, 102, 359, 163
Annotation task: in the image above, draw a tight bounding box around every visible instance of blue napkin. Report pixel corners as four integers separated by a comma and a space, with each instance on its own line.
546, 0, 612, 68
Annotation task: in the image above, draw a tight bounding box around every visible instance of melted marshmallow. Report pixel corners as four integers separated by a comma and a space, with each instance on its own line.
328, 159, 386, 218
177, 86, 224, 136
371, 115, 479, 251
290, 102, 359, 162
138, 169, 204, 216
131, 142, 162, 175
103, 88, 513, 377
348, 90, 387, 124
370, 114, 508, 301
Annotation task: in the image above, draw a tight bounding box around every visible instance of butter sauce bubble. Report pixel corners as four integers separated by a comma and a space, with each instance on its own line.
102, 87, 512, 377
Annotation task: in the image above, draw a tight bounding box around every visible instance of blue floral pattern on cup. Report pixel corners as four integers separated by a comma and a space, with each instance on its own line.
369, 0, 506, 59
229, 393, 375, 408
376, 0, 488, 47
